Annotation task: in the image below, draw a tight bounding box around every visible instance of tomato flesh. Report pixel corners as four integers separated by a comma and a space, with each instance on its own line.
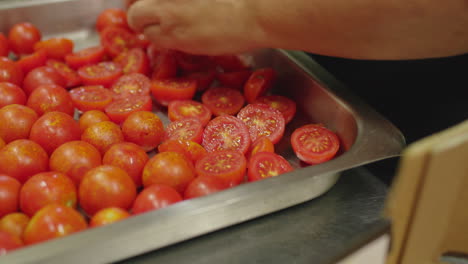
201, 87, 245, 116
247, 152, 293, 182
291, 124, 340, 165
104, 95, 152, 124
237, 103, 285, 144
77, 61, 123, 88
202, 115, 251, 154
69, 85, 114, 112
195, 150, 247, 186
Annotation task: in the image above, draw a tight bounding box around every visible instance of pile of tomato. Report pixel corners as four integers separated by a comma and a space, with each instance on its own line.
0, 7, 341, 255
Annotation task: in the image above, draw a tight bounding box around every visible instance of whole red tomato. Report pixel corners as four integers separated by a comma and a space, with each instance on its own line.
131, 184, 182, 215
89, 207, 130, 227
0, 57, 24, 86
23, 66, 66, 95
0, 140, 48, 184
81, 121, 124, 154
49, 141, 102, 186
0, 175, 21, 218
142, 151, 196, 194
96, 8, 129, 32
23, 204, 87, 245
158, 139, 207, 164
0, 213, 30, 239
0, 82, 26, 108
0, 104, 38, 143
33, 38, 74, 61
0, 230, 23, 255
121, 111, 164, 152
0, 33, 9, 57
79, 165, 136, 216
26, 84, 75, 116
8, 22, 42, 55
184, 176, 229, 200
78, 110, 110, 133
29, 111, 81, 155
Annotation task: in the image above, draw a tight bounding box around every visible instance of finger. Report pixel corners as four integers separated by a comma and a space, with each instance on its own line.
127, 0, 161, 32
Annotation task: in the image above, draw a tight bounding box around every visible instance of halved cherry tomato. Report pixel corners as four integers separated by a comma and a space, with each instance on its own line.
131, 184, 182, 215
0, 230, 23, 253
65, 46, 106, 69
243, 68, 276, 103
0, 138, 4, 149
0, 57, 24, 86
111, 73, 151, 99
186, 69, 217, 92
201, 87, 245, 116
23, 66, 65, 96
255, 95, 297, 124
211, 55, 249, 72
16, 49, 47, 74
26, 84, 74, 116
0, 105, 38, 143
158, 139, 207, 164
69, 85, 113, 112
90, 207, 130, 227
237, 103, 285, 144
291, 124, 340, 165
78, 110, 110, 133
202, 115, 251, 154
81, 121, 124, 154
121, 110, 164, 151
96, 8, 129, 32
104, 95, 152, 124
0, 33, 9, 57
0, 82, 26, 108
248, 136, 275, 160
46, 59, 81, 88
247, 152, 293, 182
77, 61, 123, 88
0, 213, 29, 239
183, 175, 229, 199
114, 48, 150, 75
164, 118, 204, 144
174, 51, 214, 73
216, 70, 252, 90
134, 33, 151, 50
8, 22, 41, 55
0, 175, 21, 218
33, 38, 74, 61
151, 51, 177, 80
151, 78, 197, 106
168, 100, 212, 126
100, 26, 136, 57
195, 150, 247, 187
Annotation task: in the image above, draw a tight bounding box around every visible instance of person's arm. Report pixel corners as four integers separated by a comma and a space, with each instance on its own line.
127, 0, 468, 60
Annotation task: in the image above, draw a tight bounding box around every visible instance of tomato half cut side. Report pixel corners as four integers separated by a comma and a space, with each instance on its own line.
16, 50, 47, 74
202, 115, 251, 154
69, 85, 113, 112
291, 124, 340, 165
237, 103, 285, 144
77, 61, 123, 88
243, 68, 277, 103
46, 59, 81, 88
255, 95, 297, 124
201, 87, 245, 116
247, 152, 293, 182
65, 46, 106, 69
100, 26, 136, 58
164, 118, 204, 144
195, 150, 247, 187
247, 136, 275, 160
151, 78, 197, 107
104, 95, 152, 124
168, 100, 212, 126
111, 73, 151, 99
113, 48, 150, 75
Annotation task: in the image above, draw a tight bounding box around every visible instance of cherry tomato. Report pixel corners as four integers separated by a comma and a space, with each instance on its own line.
78, 110, 110, 133
0, 138, 4, 149
111, 73, 151, 99
23, 204, 87, 245
77, 61, 123, 88
174, 51, 214, 73
49, 141, 102, 186
142, 151, 196, 193
0, 33, 9, 57
255, 95, 297, 124
201, 87, 245, 116
0, 213, 29, 239
81, 121, 124, 154
16, 49, 47, 74
211, 55, 249, 72
186, 69, 217, 92
0, 57, 24, 86
100, 26, 136, 58
69, 85, 113, 112
103, 142, 149, 187
134, 33, 150, 49
158, 140, 207, 164
131, 184, 182, 215
0, 104, 38, 143
46, 59, 81, 88
23, 66, 65, 95
243, 68, 277, 103
247, 152, 293, 182
151, 51, 177, 80
216, 70, 252, 90
291, 124, 340, 165
151, 78, 197, 107
0, 230, 23, 254
79, 165, 136, 216
248, 136, 275, 160
114, 48, 150, 75
202, 115, 251, 154
96, 8, 129, 32
33, 38, 74, 60
168, 100, 212, 126
8, 22, 41, 55
19, 172, 77, 217
26, 84, 74, 116
183, 176, 229, 200
146, 43, 161, 67
0, 82, 26, 108
30, 111, 81, 155
65, 46, 106, 69
164, 118, 204, 144
90, 207, 130, 227
104, 95, 152, 124
237, 103, 285, 144
121, 111, 164, 151
195, 150, 247, 186
0, 140, 48, 184
0, 175, 21, 218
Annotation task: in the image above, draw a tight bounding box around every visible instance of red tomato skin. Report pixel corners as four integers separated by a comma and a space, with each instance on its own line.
158, 139, 207, 164
0, 213, 30, 239
237, 103, 286, 144
114, 48, 150, 75
211, 55, 249, 72
46, 59, 82, 88
255, 95, 297, 124
65, 46, 106, 69
103, 142, 149, 187
111, 72, 151, 99
201, 87, 245, 116
81, 121, 124, 154
19, 172, 77, 217
79, 165, 136, 216
0, 138, 4, 149
0, 230, 23, 254
202, 115, 251, 154
151, 78, 197, 107
16, 49, 47, 74
151, 51, 178, 80
186, 69, 217, 92
164, 118, 204, 144
78, 110, 110, 133
96, 8, 129, 32
0, 33, 9, 57
90, 207, 130, 227
247, 152, 293, 182
77, 61, 123, 88
142, 151, 196, 193
131, 184, 182, 215
8, 22, 42, 55
69, 85, 113, 112
100, 26, 136, 58
0, 57, 24, 86
29, 111, 81, 155
174, 51, 214, 73
248, 136, 275, 161
0, 104, 38, 143
168, 100, 212, 126
216, 70, 252, 90
26, 84, 75, 116
195, 150, 247, 187
0, 175, 21, 218
0, 82, 27, 108
33, 38, 74, 61
121, 111, 164, 152
23, 66, 66, 95
104, 95, 153, 124
23, 204, 87, 245
49, 141, 102, 186
243, 68, 277, 103
291, 124, 340, 165
184, 176, 229, 199
0, 140, 48, 184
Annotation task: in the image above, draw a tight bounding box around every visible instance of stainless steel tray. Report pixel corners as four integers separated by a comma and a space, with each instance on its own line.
0, 0, 405, 263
